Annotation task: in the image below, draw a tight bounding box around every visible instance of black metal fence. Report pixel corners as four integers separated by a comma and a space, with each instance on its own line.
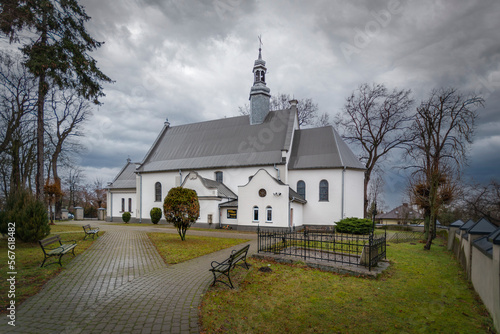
257, 229, 386, 271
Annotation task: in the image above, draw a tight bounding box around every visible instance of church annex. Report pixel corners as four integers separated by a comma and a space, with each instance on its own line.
106, 48, 365, 230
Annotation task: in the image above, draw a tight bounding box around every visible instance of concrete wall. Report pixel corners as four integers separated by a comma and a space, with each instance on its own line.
448, 228, 500, 332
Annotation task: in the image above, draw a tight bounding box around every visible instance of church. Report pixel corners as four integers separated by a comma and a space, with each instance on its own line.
106, 48, 365, 230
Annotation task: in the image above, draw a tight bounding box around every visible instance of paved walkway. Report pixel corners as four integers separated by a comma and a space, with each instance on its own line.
3, 222, 257, 334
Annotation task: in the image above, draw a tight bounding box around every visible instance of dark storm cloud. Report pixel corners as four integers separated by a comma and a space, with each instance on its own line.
72, 0, 500, 206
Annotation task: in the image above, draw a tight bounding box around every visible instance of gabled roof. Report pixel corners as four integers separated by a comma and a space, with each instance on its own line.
468, 218, 497, 235
136, 109, 296, 173
376, 204, 423, 220
450, 219, 465, 227
487, 228, 500, 245
181, 171, 237, 199
289, 126, 364, 170
108, 160, 138, 189
460, 219, 476, 230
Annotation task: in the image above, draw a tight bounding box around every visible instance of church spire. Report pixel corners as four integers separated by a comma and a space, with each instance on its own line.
249, 36, 271, 125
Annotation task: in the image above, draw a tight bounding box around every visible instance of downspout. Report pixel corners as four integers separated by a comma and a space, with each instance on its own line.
139, 172, 143, 223
274, 164, 280, 181
341, 167, 346, 219
109, 191, 113, 222
289, 197, 297, 232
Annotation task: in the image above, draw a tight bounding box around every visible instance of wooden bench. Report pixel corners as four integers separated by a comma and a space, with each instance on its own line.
82, 224, 99, 240
39, 235, 77, 267
209, 244, 250, 289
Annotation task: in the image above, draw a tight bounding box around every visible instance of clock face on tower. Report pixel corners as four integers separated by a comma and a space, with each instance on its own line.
259, 188, 267, 197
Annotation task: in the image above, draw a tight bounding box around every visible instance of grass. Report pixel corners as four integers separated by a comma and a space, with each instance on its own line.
147, 233, 250, 264
199, 238, 494, 334
0, 226, 103, 314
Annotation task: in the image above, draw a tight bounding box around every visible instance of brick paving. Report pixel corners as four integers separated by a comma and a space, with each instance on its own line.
2, 223, 256, 334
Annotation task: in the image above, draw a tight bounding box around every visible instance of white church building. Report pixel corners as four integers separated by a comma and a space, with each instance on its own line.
106, 49, 365, 230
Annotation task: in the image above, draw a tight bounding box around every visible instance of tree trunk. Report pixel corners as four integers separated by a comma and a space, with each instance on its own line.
36, 71, 47, 201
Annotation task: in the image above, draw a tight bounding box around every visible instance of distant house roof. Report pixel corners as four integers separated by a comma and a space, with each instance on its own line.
376, 203, 423, 220
288, 126, 365, 170
108, 160, 138, 189
136, 109, 296, 173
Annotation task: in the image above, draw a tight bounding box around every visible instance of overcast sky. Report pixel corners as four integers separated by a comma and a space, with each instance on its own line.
75, 0, 500, 209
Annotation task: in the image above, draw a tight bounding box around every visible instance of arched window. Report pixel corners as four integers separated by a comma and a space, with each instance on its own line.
253, 206, 259, 222
155, 182, 162, 202
266, 206, 272, 223
297, 180, 306, 199
319, 180, 329, 202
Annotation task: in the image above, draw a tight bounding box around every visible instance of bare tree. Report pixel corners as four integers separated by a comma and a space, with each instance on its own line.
460, 180, 500, 226
406, 88, 484, 250
0, 52, 38, 199
45, 89, 92, 218
239, 93, 321, 127
336, 83, 414, 217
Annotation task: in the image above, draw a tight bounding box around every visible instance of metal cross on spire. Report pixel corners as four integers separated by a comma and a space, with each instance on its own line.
258, 35, 263, 59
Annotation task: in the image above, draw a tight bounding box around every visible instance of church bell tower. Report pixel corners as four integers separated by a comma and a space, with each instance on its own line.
249, 43, 271, 125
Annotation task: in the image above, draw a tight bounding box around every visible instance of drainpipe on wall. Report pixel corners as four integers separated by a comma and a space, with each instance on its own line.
139, 172, 143, 223
109, 191, 113, 222
274, 164, 280, 181
341, 167, 346, 219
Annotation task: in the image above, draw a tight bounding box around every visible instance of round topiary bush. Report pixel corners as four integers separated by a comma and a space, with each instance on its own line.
150, 207, 162, 224
335, 217, 373, 235
122, 212, 131, 223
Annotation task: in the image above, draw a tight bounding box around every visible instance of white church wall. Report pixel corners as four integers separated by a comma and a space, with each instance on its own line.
107, 189, 136, 221
343, 169, 365, 218
290, 201, 304, 228
289, 169, 347, 225
238, 169, 289, 228
220, 207, 238, 227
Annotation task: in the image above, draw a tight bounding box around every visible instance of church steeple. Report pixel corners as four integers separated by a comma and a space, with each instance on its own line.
249, 38, 271, 125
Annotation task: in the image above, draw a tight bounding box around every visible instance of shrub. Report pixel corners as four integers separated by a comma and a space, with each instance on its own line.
122, 212, 131, 223
335, 217, 373, 235
0, 189, 50, 242
150, 207, 162, 224
163, 187, 200, 241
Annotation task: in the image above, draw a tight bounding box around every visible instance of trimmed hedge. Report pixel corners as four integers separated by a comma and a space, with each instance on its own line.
150, 207, 162, 224
122, 212, 131, 223
335, 217, 373, 234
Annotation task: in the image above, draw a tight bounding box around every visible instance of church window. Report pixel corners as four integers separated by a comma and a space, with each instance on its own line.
215, 171, 223, 183
266, 206, 272, 223
128, 198, 132, 212
155, 182, 162, 202
253, 206, 259, 222
255, 71, 260, 82
297, 180, 306, 199
260, 71, 265, 82
319, 180, 329, 202
121, 198, 125, 212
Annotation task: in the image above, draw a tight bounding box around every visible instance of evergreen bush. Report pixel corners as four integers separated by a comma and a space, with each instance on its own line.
335, 217, 373, 235
0, 189, 50, 242
122, 212, 131, 223
150, 207, 162, 224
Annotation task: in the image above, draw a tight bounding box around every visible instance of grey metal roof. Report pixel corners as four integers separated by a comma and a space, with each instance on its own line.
460, 219, 476, 230
473, 236, 493, 257
108, 161, 138, 189
450, 219, 465, 227
288, 126, 364, 170
181, 172, 237, 199
468, 218, 497, 235
137, 109, 296, 173
487, 228, 500, 245
220, 199, 238, 208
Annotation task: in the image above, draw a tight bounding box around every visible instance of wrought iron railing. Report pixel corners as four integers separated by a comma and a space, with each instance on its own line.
257, 229, 386, 270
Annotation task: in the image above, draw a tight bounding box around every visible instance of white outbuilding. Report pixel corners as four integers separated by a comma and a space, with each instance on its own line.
107, 48, 365, 230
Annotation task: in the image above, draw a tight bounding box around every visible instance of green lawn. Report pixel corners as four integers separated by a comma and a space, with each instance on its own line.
147, 232, 250, 264
0, 226, 103, 314
200, 239, 494, 333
